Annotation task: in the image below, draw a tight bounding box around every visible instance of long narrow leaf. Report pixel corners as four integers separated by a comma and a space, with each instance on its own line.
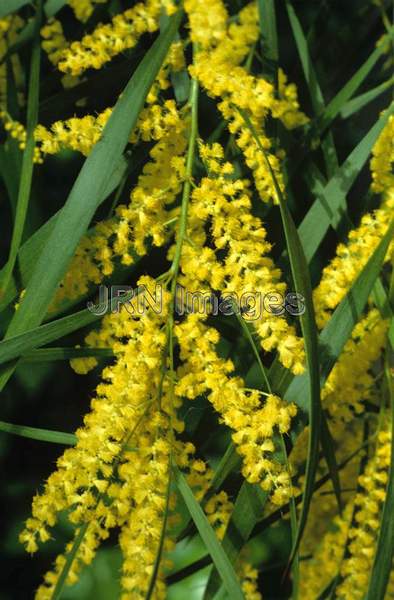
0, 155, 128, 312
173, 466, 244, 600
196, 144, 394, 593
286, 220, 394, 414
170, 438, 371, 586
0, 0, 29, 18
316, 32, 393, 135
258, 0, 278, 79
340, 79, 394, 119
0, 291, 133, 366
51, 523, 89, 600
0, 420, 76, 444
204, 482, 268, 599
298, 104, 393, 262
0, 0, 42, 300
286, 0, 338, 176
6, 11, 182, 337
21, 347, 114, 362
44, 0, 67, 18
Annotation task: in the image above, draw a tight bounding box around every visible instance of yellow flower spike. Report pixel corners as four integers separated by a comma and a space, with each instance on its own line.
176, 314, 297, 505
298, 416, 392, 600
67, 0, 107, 23
58, 0, 162, 76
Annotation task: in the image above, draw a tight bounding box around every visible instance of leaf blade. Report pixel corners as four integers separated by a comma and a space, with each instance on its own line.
298, 104, 394, 262
0, 0, 43, 301
0, 420, 76, 445
173, 466, 245, 600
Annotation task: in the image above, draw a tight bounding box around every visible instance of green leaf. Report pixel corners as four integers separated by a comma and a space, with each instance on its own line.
21, 347, 114, 362
0, 420, 76, 444
237, 108, 325, 560
44, 0, 67, 18
52, 523, 90, 600
0, 0, 43, 301
203, 308, 283, 599
0, 11, 183, 391
0, 155, 128, 312
207, 442, 241, 497
340, 78, 394, 119
171, 437, 371, 586
204, 482, 268, 599
252, 436, 372, 537
0, 291, 133, 366
285, 0, 338, 176
298, 104, 394, 263
0, 141, 22, 220
0, 0, 30, 18
316, 34, 393, 135
173, 466, 245, 600
258, 0, 278, 79
372, 278, 394, 348
7, 13, 182, 335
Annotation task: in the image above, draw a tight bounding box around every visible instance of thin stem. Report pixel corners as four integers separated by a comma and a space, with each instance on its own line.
168, 76, 199, 287
0, 0, 42, 301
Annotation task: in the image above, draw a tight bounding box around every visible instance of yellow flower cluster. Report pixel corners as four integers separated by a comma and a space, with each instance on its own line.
68, 0, 107, 23
299, 503, 354, 599
0, 15, 25, 105
0, 18, 11, 104
322, 309, 388, 424
0, 110, 43, 163
58, 0, 162, 76
337, 432, 391, 597
0, 41, 185, 163
175, 313, 297, 506
24, 268, 267, 598
239, 561, 263, 600
40, 18, 68, 66
299, 421, 392, 599
313, 196, 393, 328
296, 419, 363, 560
35, 108, 112, 156
20, 279, 180, 599
313, 115, 394, 328
186, 0, 308, 203
290, 309, 387, 552
370, 114, 394, 194
17, 1, 391, 596
179, 142, 305, 374
114, 104, 187, 261
51, 100, 186, 310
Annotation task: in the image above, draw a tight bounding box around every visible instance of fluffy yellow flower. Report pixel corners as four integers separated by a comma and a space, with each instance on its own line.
175, 313, 297, 506
58, 0, 162, 76
68, 0, 107, 23
299, 419, 392, 599
179, 141, 305, 375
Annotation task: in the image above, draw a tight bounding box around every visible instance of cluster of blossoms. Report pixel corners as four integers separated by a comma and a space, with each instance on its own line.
0, 0, 392, 598
299, 424, 393, 600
